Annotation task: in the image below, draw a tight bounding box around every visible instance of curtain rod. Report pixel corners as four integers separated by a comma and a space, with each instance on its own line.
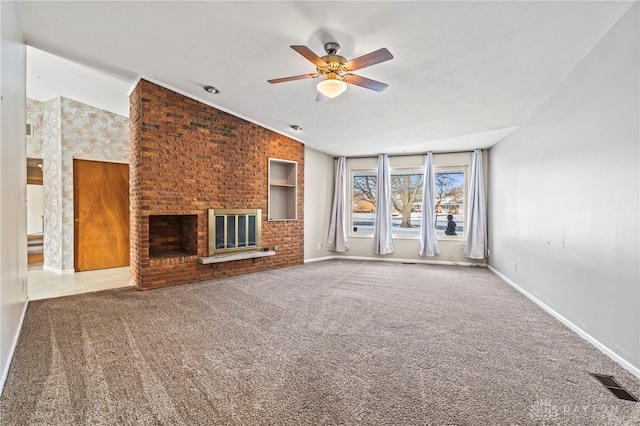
334, 149, 480, 160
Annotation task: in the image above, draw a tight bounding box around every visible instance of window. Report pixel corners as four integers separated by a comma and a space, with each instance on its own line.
352, 171, 376, 235
434, 170, 465, 238
351, 163, 466, 240
390, 170, 424, 237
351, 169, 424, 237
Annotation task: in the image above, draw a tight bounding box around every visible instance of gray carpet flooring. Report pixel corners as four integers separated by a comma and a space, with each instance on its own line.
1, 260, 639, 425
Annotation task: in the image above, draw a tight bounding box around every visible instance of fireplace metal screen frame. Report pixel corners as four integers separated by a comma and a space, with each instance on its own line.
208, 208, 262, 256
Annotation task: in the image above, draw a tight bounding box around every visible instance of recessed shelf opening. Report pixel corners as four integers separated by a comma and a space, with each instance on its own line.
268, 158, 297, 220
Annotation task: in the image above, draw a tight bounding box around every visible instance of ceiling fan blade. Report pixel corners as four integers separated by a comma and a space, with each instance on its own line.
344, 74, 389, 92
268, 73, 320, 84
290, 45, 327, 68
345, 48, 394, 71
316, 92, 330, 102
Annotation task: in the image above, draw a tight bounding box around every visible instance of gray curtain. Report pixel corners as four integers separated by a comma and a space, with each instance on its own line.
326, 156, 349, 252
419, 152, 440, 257
464, 149, 487, 259
373, 154, 394, 255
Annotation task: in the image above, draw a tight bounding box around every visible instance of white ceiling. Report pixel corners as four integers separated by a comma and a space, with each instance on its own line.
26, 47, 133, 116
19, 1, 633, 157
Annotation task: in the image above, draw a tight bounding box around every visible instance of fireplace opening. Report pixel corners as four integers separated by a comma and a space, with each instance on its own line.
149, 215, 197, 259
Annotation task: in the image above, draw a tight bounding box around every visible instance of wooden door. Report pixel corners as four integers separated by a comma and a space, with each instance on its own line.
74, 159, 129, 271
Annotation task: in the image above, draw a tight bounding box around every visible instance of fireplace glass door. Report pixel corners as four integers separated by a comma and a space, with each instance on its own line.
209, 209, 261, 255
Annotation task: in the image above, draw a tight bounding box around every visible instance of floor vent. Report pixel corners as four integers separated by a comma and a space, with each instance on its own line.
591, 373, 639, 402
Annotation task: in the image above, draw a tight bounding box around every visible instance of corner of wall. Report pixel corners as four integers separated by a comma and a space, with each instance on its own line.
0, 0, 29, 396
487, 4, 639, 374
303, 147, 335, 261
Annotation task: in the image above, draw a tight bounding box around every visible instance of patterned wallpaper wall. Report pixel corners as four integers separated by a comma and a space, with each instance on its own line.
59, 98, 129, 270
42, 98, 63, 271
27, 97, 129, 272
26, 98, 43, 158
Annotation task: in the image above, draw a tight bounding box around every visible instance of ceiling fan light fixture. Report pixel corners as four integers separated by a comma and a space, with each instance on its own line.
317, 78, 347, 99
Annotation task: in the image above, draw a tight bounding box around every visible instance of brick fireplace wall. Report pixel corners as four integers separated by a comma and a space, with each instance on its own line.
129, 79, 304, 290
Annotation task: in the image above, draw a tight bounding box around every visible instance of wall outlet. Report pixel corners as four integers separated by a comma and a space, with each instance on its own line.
513, 261, 517, 272
316, 242, 322, 250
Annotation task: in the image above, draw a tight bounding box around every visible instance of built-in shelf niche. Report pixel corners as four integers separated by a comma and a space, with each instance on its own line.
268, 158, 297, 221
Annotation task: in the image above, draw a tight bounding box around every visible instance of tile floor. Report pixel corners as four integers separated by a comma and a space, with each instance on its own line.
28, 266, 133, 300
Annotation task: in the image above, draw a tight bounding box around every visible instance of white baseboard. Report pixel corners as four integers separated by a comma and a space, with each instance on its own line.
487, 265, 640, 380
0, 298, 29, 396
304, 256, 336, 264
43, 265, 75, 275
339, 255, 485, 267
305, 254, 485, 267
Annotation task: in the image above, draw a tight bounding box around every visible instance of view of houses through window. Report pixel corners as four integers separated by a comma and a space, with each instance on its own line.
434, 170, 465, 238
351, 168, 465, 239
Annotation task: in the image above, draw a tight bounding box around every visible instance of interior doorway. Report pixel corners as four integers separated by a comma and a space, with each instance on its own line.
73, 159, 129, 271
26, 158, 44, 270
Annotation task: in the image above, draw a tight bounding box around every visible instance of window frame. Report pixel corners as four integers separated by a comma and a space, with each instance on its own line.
349, 167, 426, 240
350, 169, 377, 238
348, 163, 469, 242
433, 166, 467, 241
389, 167, 425, 240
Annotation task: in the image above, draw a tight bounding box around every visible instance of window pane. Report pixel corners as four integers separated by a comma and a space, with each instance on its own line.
248, 215, 256, 246
434, 171, 464, 238
237, 215, 247, 247
352, 173, 377, 235
226, 216, 236, 248
215, 216, 225, 249
390, 172, 424, 236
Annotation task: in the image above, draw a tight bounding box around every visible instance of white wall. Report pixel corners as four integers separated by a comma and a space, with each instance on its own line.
303, 149, 487, 265
303, 146, 334, 260
337, 152, 485, 265
26, 184, 44, 234
339, 152, 484, 264
0, 0, 28, 394
488, 4, 639, 373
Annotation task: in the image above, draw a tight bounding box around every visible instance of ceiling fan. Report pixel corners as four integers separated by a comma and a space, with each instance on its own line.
268, 42, 394, 101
